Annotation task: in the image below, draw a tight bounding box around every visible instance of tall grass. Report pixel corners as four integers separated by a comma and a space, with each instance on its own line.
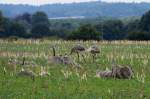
0, 39, 150, 98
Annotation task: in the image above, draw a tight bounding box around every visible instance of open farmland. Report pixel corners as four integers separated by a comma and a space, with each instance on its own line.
0, 39, 150, 99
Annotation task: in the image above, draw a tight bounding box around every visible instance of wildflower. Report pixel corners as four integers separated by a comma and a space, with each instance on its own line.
3, 67, 7, 74
80, 73, 87, 81
39, 67, 50, 77
136, 71, 145, 83
61, 69, 72, 79
143, 59, 148, 66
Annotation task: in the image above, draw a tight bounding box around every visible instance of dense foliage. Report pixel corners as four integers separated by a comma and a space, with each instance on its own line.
140, 10, 150, 32
0, 11, 4, 33
0, 10, 150, 40
67, 24, 101, 40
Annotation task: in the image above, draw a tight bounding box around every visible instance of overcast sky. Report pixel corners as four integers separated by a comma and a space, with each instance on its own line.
0, 0, 149, 5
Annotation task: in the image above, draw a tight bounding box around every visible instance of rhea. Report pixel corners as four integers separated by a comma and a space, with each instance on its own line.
111, 65, 133, 79
87, 45, 100, 62
17, 68, 36, 81
50, 46, 75, 65
96, 65, 133, 79
50, 46, 64, 64
70, 44, 86, 62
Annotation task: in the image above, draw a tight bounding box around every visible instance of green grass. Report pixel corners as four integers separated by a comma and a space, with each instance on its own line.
0, 40, 150, 99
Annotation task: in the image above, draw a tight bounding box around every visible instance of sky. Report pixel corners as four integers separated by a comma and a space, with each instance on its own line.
0, 0, 150, 5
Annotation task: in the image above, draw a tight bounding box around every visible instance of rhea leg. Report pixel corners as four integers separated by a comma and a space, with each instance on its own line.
77, 52, 80, 62
92, 54, 95, 62
81, 54, 86, 63
92, 54, 96, 63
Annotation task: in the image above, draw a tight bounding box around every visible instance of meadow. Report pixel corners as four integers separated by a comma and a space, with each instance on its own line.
0, 39, 150, 99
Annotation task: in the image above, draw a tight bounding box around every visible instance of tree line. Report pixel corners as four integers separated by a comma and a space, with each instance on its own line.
0, 10, 150, 40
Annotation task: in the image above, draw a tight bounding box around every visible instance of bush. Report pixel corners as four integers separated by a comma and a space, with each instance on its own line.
127, 32, 150, 40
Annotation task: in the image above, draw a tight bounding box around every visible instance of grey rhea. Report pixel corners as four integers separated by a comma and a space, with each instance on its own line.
87, 45, 100, 62
70, 44, 86, 62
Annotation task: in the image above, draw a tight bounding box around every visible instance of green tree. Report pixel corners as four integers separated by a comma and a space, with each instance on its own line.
31, 23, 51, 38
124, 19, 140, 33
0, 18, 12, 37
31, 11, 49, 26
0, 11, 4, 32
68, 24, 101, 40
102, 20, 125, 40
15, 13, 32, 32
15, 13, 31, 24
31, 11, 50, 37
9, 22, 27, 37
140, 10, 150, 32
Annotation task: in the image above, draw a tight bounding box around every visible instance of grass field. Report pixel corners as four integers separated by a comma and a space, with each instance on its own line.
0, 39, 150, 99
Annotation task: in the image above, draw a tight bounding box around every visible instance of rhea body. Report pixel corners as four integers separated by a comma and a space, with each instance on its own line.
96, 65, 133, 79
70, 44, 86, 62
87, 45, 100, 62
50, 47, 75, 65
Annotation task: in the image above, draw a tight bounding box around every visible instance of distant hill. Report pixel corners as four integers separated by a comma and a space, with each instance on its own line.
0, 1, 150, 18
